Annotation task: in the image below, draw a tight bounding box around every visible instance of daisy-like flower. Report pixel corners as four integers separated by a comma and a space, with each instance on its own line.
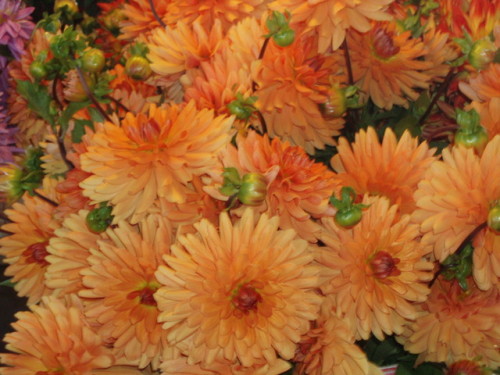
460, 63, 500, 139
54, 168, 95, 220
45, 210, 108, 296
330, 127, 437, 215
412, 135, 500, 291
397, 278, 500, 367
147, 19, 224, 77
252, 34, 344, 152
348, 21, 433, 110
226, 16, 264, 68
79, 215, 173, 368
80, 102, 233, 223
0, 0, 35, 60
0, 94, 21, 163
318, 196, 434, 340
270, 0, 394, 52
119, 0, 168, 41
207, 131, 339, 242
155, 208, 323, 367
165, 0, 267, 32
0, 194, 59, 304
0, 295, 115, 374
294, 297, 381, 375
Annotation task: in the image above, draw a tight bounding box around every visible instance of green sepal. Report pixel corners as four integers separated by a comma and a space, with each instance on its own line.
0, 279, 16, 288
86, 203, 114, 233
456, 108, 481, 132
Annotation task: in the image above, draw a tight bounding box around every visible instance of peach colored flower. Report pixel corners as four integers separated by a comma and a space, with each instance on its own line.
155, 208, 323, 367
270, 0, 394, 52
0, 194, 59, 304
330, 126, 437, 215
412, 135, 500, 290
79, 216, 172, 368
119, 0, 169, 41
80, 102, 233, 223
397, 278, 500, 367
348, 21, 433, 110
318, 196, 434, 340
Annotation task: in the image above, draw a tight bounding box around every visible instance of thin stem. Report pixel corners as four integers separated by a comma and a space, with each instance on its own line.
75, 66, 113, 123
342, 39, 354, 86
251, 37, 271, 92
33, 190, 58, 207
52, 76, 64, 109
418, 68, 456, 127
57, 135, 75, 170
105, 95, 131, 113
148, 0, 166, 28
254, 110, 268, 135
429, 221, 488, 287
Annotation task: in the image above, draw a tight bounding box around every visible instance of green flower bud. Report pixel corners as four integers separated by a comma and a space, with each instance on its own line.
238, 173, 267, 206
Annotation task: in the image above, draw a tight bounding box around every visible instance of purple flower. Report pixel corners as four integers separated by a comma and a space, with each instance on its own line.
0, 92, 20, 163
0, 0, 35, 60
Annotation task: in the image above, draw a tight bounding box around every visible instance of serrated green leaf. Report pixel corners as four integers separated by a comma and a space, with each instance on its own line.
72, 119, 94, 143
59, 100, 91, 133
0, 279, 16, 288
88, 106, 105, 123
16, 80, 55, 126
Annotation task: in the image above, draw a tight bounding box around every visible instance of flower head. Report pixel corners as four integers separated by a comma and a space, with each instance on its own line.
80, 102, 233, 223
270, 0, 394, 52
0, 0, 35, 60
155, 208, 323, 367
0, 194, 59, 304
397, 278, 500, 367
318, 196, 433, 340
0, 295, 114, 374
119, 0, 168, 41
348, 21, 433, 109
412, 135, 500, 290
79, 215, 172, 368
331, 127, 437, 215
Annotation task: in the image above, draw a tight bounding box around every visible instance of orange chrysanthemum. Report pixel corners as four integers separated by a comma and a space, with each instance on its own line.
330, 127, 437, 215
226, 16, 264, 68
460, 63, 500, 139
80, 102, 233, 223
318, 196, 433, 340
397, 278, 500, 367
412, 135, 500, 291
45, 210, 109, 296
270, 0, 394, 52
119, 0, 168, 41
294, 297, 379, 375
148, 20, 224, 76
252, 35, 344, 152
155, 208, 323, 367
53, 168, 95, 219
207, 131, 339, 242
348, 21, 433, 110
0, 296, 114, 374
79, 216, 172, 368
165, 0, 267, 32
422, 19, 458, 81
0, 194, 59, 304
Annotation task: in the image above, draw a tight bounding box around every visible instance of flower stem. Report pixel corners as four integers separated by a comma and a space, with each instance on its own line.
418, 68, 456, 127
52, 76, 64, 109
342, 39, 354, 86
105, 95, 132, 114
75, 66, 112, 123
148, 0, 166, 28
33, 190, 58, 207
251, 37, 271, 92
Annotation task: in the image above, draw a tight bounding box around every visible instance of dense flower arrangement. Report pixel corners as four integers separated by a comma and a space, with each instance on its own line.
0, 0, 499, 374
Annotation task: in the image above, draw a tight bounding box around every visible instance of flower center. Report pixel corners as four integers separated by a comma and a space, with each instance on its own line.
127, 285, 158, 307
369, 251, 401, 279
371, 28, 400, 59
22, 242, 49, 266
231, 283, 263, 314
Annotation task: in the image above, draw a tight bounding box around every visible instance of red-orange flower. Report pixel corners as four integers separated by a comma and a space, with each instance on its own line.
80, 102, 233, 223
0, 194, 59, 304
155, 209, 323, 367
397, 278, 500, 367
318, 196, 433, 340
412, 136, 500, 290
79, 216, 172, 368
330, 127, 437, 215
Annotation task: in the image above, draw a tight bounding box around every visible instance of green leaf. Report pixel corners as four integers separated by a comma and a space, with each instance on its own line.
72, 119, 94, 143
396, 363, 415, 375
59, 100, 91, 133
88, 106, 105, 123
16, 80, 55, 126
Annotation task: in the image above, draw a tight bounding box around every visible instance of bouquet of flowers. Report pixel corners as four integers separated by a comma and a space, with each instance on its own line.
0, 0, 498, 374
